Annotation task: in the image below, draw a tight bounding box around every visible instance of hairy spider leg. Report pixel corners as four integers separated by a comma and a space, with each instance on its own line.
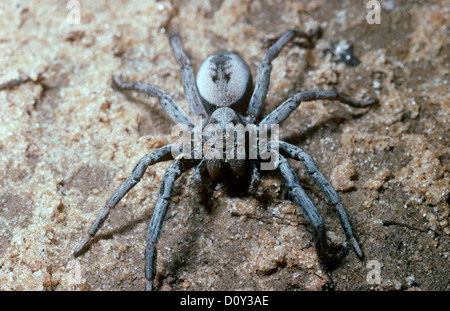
277, 154, 327, 259
145, 156, 197, 291
112, 75, 194, 127
278, 141, 364, 260
261, 90, 378, 125
277, 154, 350, 267
246, 28, 318, 123
169, 35, 209, 120
73, 144, 175, 257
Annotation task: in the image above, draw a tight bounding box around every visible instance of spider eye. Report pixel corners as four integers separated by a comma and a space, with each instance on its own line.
196, 51, 253, 114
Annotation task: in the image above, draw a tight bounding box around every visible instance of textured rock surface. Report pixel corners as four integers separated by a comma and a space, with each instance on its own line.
0, 0, 448, 290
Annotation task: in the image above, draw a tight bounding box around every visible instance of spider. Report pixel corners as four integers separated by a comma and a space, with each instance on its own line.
73, 28, 378, 290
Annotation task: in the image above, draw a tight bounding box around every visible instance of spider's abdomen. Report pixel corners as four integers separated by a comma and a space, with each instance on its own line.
196, 51, 253, 115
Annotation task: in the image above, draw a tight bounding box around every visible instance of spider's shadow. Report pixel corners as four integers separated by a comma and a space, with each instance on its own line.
83, 211, 150, 250
115, 88, 175, 133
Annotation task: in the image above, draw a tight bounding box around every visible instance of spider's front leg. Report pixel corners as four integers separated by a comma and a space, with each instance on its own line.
278, 141, 363, 260
277, 153, 350, 268
73, 144, 176, 257
145, 156, 197, 291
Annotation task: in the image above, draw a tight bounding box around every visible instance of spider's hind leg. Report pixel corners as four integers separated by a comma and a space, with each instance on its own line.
169, 34, 209, 119
246, 27, 320, 123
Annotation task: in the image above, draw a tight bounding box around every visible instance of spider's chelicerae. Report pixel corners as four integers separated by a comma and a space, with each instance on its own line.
74, 28, 378, 290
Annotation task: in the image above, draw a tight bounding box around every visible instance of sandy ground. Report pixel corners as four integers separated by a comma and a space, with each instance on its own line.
0, 0, 448, 291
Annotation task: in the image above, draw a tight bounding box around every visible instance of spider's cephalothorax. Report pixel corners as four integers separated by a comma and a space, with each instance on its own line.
74, 28, 378, 290
202, 106, 248, 179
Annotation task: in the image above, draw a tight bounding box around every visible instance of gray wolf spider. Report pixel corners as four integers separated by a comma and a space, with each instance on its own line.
74, 28, 377, 290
